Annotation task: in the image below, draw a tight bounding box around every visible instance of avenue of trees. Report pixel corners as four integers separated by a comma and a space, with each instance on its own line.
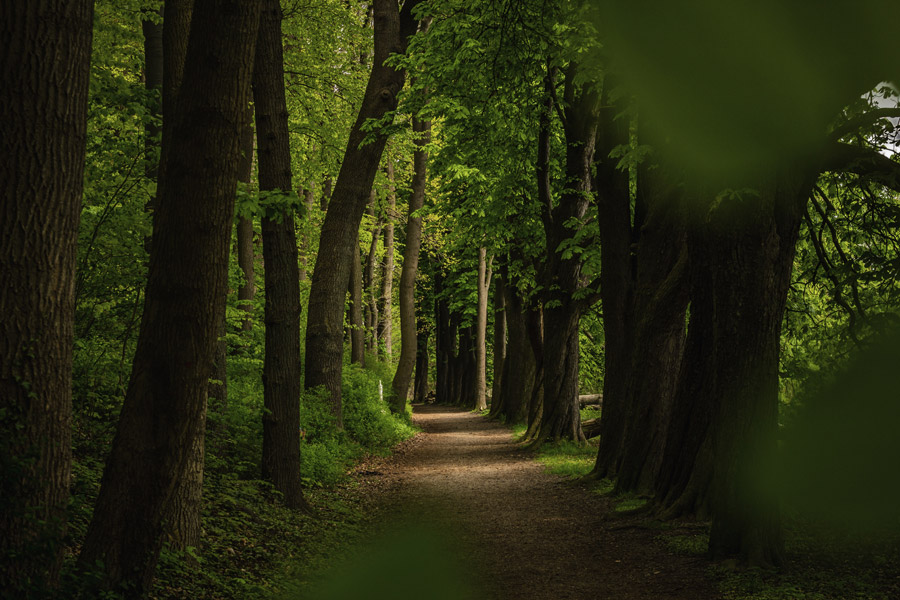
1, 0, 899, 596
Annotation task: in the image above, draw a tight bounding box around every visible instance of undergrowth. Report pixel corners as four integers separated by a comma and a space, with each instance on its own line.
63, 353, 416, 599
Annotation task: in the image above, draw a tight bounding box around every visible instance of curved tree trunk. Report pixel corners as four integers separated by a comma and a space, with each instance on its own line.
254, 0, 308, 511
0, 1, 93, 591
305, 0, 420, 425
390, 117, 429, 412
78, 1, 261, 592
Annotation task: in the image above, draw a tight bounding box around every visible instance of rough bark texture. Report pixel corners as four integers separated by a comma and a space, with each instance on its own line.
349, 239, 366, 366
379, 162, 397, 358
305, 0, 419, 425
613, 161, 689, 495
254, 0, 308, 511
77, 2, 260, 592
497, 281, 536, 425
474, 248, 490, 411
533, 68, 599, 445
364, 192, 383, 352
488, 271, 507, 418
592, 87, 634, 478
391, 117, 430, 412
0, 1, 93, 591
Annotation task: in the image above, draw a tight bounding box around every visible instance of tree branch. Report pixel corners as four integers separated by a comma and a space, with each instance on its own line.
828, 107, 900, 142
822, 142, 900, 192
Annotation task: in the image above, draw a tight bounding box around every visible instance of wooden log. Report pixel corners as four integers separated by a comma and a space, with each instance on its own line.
579, 393, 603, 407
581, 417, 602, 439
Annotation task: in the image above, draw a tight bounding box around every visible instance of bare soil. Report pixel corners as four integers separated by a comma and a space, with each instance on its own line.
351, 404, 721, 600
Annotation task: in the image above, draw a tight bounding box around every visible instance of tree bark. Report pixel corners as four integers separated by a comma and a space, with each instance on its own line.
0, 0, 93, 591
142, 5, 163, 183
592, 85, 634, 478
254, 0, 308, 511
378, 162, 397, 359
474, 247, 490, 411
533, 66, 599, 445
434, 267, 451, 402
497, 281, 535, 425
77, 2, 261, 592
413, 316, 430, 403
364, 191, 383, 352
614, 161, 689, 495
299, 186, 315, 281
349, 238, 366, 366
305, 0, 420, 425
391, 117, 430, 412
488, 270, 507, 418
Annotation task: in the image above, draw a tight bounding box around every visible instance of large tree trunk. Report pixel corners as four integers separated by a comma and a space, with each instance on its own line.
349, 239, 366, 366
142, 5, 163, 184
591, 86, 634, 478
378, 162, 397, 359
613, 162, 689, 495
254, 0, 308, 511
0, 1, 93, 591
532, 67, 599, 445
305, 0, 419, 425
474, 248, 491, 411
78, 2, 261, 592
496, 281, 535, 425
391, 117, 430, 412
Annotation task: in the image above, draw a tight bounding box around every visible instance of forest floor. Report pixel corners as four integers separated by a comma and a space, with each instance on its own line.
307, 404, 721, 600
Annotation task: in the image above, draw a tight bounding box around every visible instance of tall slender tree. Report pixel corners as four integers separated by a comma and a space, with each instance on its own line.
305, 0, 421, 425
0, 1, 94, 592
254, 0, 308, 511
78, 1, 261, 592
391, 115, 431, 412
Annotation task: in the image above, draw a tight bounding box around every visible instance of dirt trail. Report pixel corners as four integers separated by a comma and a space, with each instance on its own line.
353, 404, 720, 600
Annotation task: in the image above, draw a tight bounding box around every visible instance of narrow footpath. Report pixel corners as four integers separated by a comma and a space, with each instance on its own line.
349, 404, 720, 600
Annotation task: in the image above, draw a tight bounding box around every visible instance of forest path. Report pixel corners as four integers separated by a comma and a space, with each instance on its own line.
349, 404, 720, 600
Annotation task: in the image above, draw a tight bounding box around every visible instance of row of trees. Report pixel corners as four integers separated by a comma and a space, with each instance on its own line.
2, 0, 899, 595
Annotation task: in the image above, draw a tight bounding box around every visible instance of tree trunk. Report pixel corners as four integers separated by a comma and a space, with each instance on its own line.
474, 247, 490, 411
497, 282, 535, 425
434, 268, 451, 402
413, 316, 430, 403
0, 1, 93, 591
349, 238, 366, 366
142, 6, 163, 183
614, 163, 689, 495
236, 110, 256, 333
523, 302, 545, 439
299, 186, 315, 281
378, 161, 397, 359
254, 0, 308, 511
364, 192, 383, 353
304, 0, 420, 426
488, 270, 507, 418
592, 86, 634, 478
390, 117, 430, 412
78, 2, 261, 592
532, 67, 599, 445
